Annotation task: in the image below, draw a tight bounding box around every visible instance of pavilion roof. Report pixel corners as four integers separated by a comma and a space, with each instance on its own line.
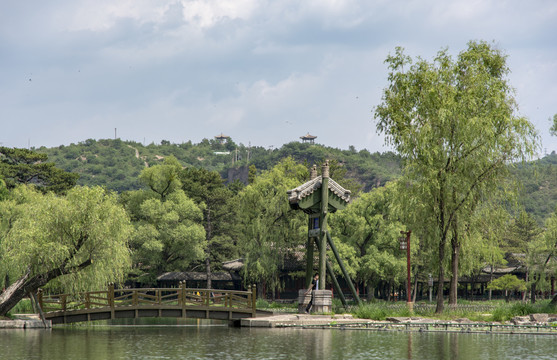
287, 176, 351, 206
215, 133, 230, 139
300, 133, 317, 140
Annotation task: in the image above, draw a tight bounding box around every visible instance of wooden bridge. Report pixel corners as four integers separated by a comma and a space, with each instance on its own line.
38, 282, 263, 325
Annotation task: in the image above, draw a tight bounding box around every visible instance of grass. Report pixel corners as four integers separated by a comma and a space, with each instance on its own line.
5, 299, 34, 318
350, 300, 557, 323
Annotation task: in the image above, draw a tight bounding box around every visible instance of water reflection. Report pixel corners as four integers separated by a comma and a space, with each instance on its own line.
1, 320, 557, 360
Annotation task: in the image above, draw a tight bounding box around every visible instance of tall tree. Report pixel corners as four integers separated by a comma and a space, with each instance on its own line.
138, 156, 182, 200
0, 186, 132, 316
179, 167, 235, 289
122, 160, 206, 285
508, 210, 543, 303
0, 147, 78, 193
374, 41, 538, 313
235, 158, 307, 296
330, 183, 406, 300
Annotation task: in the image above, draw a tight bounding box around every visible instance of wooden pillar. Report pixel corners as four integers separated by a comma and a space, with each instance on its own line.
319, 161, 329, 290
306, 217, 315, 287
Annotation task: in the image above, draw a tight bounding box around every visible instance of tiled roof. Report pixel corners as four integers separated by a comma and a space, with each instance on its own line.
156, 271, 241, 281
287, 176, 351, 204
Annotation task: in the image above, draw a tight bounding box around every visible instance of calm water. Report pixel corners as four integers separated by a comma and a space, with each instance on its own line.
1, 319, 557, 360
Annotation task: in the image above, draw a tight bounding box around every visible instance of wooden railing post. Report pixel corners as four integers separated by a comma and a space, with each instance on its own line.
251, 284, 257, 316
85, 292, 90, 309
132, 289, 138, 306
108, 283, 115, 319
37, 289, 43, 311
108, 283, 115, 308
179, 281, 186, 318
61, 294, 67, 312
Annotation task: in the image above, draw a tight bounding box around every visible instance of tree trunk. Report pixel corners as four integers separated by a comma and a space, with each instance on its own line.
205, 257, 212, 290
488, 264, 494, 301
449, 230, 460, 308
531, 276, 536, 304
205, 209, 212, 289
0, 259, 92, 316
366, 284, 374, 301
436, 237, 446, 313
549, 293, 557, 307
412, 273, 418, 303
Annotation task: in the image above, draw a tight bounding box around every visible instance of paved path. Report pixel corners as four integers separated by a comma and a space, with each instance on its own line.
241, 313, 366, 328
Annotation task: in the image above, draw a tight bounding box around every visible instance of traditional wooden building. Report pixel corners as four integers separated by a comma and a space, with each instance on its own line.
215, 133, 230, 144
156, 271, 242, 290
300, 133, 317, 144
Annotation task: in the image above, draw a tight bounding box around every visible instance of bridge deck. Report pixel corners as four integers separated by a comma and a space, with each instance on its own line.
38, 283, 260, 324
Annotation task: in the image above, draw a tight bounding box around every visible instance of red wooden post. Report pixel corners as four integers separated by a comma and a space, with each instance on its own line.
407, 230, 411, 304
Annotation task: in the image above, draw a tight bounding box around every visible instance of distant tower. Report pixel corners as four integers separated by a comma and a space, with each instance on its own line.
300, 133, 317, 144
215, 133, 230, 144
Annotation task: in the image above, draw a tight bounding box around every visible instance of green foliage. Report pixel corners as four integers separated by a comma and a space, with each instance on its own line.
236, 158, 308, 292
352, 302, 411, 320
0, 179, 8, 201
139, 156, 182, 200
489, 301, 554, 322
123, 163, 207, 285
0, 147, 78, 194
374, 40, 539, 312
0, 185, 132, 294
179, 167, 237, 280
38, 138, 401, 194
7, 299, 33, 316
488, 275, 527, 292
329, 183, 406, 289
549, 114, 557, 137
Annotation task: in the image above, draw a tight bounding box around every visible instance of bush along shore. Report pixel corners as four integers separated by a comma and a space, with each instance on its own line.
254, 299, 557, 334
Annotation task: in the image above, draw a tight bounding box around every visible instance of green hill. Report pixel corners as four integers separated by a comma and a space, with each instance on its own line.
36, 138, 402, 193
35, 139, 557, 223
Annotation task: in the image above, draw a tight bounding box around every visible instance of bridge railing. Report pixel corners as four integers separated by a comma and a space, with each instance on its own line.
37, 281, 257, 315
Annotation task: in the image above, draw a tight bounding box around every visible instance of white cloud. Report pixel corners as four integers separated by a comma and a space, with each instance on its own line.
0, 0, 556, 153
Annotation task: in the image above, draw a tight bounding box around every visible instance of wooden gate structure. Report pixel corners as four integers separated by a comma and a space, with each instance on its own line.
287, 161, 361, 306
37, 282, 260, 324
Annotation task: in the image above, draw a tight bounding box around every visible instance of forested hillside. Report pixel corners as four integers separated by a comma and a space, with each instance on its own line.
37, 138, 401, 193
513, 152, 557, 223
33, 139, 557, 222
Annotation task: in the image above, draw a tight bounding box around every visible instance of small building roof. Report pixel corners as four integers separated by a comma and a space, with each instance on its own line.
215, 133, 230, 139
300, 133, 317, 140
156, 271, 241, 282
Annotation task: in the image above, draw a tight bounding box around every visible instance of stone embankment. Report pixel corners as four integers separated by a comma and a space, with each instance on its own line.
0, 314, 52, 329
241, 313, 557, 334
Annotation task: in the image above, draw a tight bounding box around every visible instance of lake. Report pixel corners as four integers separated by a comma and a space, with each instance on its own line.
1, 319, 556, 359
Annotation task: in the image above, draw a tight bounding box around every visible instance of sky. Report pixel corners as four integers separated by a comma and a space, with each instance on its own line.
1, 0, 556, 154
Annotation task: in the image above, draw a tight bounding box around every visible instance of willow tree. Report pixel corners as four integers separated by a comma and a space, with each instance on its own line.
329, 183, 406, 300
0, 186, 132, 316
236, 158, 307, 297
374, 41, 538, 313
122, 159, 206, 285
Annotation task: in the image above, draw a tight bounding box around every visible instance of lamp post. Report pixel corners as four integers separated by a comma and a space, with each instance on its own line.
399, 230, 412, 311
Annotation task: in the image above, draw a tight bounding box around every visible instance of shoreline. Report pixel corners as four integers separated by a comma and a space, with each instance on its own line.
2, 313, 556, 335
240, 313, 557, 335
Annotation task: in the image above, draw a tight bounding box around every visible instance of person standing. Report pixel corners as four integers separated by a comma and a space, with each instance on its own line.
305, 273, 319, 313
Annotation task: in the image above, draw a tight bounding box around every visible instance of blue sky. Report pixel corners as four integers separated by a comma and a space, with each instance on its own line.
1, 0, 556, 154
